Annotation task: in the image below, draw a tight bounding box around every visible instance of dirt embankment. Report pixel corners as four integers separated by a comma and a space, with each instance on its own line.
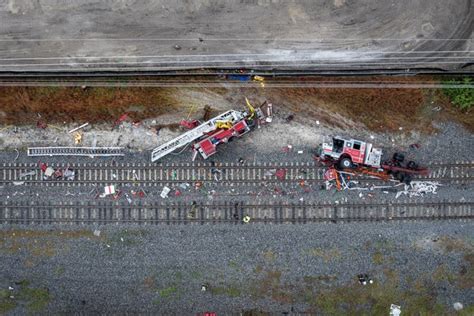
0, 77, 471, 133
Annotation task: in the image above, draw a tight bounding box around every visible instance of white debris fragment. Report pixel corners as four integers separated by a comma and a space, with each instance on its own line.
8, 286, 13, 291
68, 122, 89, 134
390, 304, 401, 316
19, 171, 36, 178
106, 244, 111, 248
160, 186, 171, 198
12, 181, 25, 186
99, 185, 116, 198
93, 229, 101, 237
316, 120, 320, 125
370, 135, 375, 139
120, 237, 124, 242
395, 181, 441, 198
453, 302, 463, 311
297, 150, 304, 154
44, 167, 55, 177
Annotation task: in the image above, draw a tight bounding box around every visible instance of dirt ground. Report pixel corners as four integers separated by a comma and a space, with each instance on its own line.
0, 77, 472, 133
0, 0, 471, 72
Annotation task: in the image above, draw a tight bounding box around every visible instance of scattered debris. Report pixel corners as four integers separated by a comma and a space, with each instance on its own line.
285, 114, 294, 122
395, 181, 441, 198
93, 229, 101, 237
409, 143, 421, 149
12, 181, 25, 186
201, 283, 209, 292
160, 186, 171, 198
243, 215, 251, 223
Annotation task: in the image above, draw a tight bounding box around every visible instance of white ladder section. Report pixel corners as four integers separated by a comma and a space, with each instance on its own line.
27, 147, 124, 157
151, 110, 246, 162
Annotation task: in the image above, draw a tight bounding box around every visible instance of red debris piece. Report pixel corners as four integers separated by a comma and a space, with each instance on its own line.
175, 190, 181, 196
180, 119, 200, 129
36, 120, 47, 129
113, 113, 129, 127
39, 162, 48, 172
275, 169, 286, 180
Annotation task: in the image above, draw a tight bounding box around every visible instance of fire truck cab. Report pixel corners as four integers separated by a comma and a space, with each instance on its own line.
320, 136, 382, 169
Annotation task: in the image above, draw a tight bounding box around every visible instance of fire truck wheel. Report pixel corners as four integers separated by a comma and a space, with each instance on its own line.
397, 173, 405, 183
393, 153, 405, 162
403, 174, 412, 184
339, 157, 353, 169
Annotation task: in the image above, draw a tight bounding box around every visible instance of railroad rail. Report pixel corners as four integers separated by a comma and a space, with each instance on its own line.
27, 147, 124, 157
1, 161, 472, 187
0, 200, 471, 225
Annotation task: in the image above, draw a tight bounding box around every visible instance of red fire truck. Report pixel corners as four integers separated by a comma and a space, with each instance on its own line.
318, 136, 428, 183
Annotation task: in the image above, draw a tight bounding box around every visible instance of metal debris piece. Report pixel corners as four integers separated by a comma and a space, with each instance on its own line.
28, 147, 124, 157
13, 149, 19, 162
12, 181, 25, 186
93, 230, 101, 237
68, 122, 89, 134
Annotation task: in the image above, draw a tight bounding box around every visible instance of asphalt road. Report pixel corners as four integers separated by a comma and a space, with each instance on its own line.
0, 0, 472, 72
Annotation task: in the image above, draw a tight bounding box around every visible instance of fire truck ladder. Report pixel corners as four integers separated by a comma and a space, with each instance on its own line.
27, 147, 124, 157
151, 110, 246, 162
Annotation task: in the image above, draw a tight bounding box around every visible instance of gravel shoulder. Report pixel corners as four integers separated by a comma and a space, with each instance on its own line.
0, 222, 473, 314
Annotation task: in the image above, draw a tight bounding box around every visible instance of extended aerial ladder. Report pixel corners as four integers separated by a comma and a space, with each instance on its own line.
151, 110, 248, 162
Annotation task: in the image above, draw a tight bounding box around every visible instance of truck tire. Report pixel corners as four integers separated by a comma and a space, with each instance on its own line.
339, 157, 353, 169
393, 153, 405, 163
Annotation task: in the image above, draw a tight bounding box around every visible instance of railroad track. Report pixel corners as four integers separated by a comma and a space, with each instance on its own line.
1, 200, 472, 225
1, 161, 472, 187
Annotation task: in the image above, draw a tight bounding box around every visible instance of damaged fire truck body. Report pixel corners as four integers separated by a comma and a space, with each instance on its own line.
151, 99, 271, 162
318, 136, 428, 184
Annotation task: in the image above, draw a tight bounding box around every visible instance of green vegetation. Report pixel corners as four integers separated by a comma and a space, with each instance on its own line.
372, 251, 385, 265
443, 77, 474, 110
158, 286, 178, 298
0, 280, 51, 313
18, 287, 51, 312
210, 285, 241, 297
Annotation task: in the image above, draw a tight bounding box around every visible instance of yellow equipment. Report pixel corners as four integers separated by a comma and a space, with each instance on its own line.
245, 97, 256, 120
215, 120, 233, 129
